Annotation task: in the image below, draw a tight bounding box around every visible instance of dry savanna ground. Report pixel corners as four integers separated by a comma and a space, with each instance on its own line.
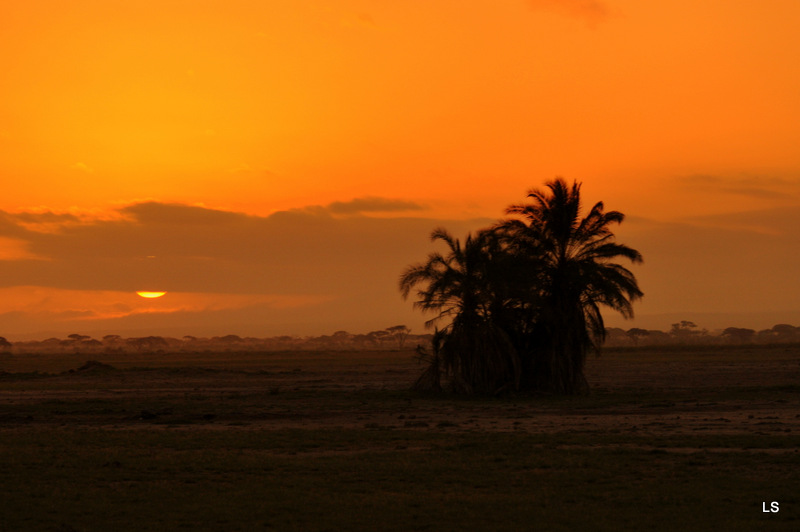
0, 344, 798, 531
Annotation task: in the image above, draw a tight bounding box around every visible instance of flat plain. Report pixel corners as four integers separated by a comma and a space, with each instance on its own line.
0, 344, 798, 531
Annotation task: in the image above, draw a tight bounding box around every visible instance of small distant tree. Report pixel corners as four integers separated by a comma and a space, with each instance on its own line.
331, 330, 352, 348
757, 328, 774, 343
127, 336, 169, 352
603, 328, 629, 346
386, 325, 411, 349
721, 327, 755, 344
645, 329, 671, 345
627, 327, 650, 345
670, 321, 696, 333
771, 324, 799, 342
670, 321, 697, 338
367, 330, 391, 348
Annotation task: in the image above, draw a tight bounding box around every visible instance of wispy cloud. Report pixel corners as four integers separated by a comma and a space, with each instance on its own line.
680, 205, 800, 236
340, 11, 377, 30
526, 0, 610, 25
0, 287, 330, 322
72, 162, 94, 173
0, 208, 128, 235
679, 174, 799, 201
0, 237, 43, 261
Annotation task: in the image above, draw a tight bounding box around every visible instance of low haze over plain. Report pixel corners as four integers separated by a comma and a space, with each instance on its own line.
1, 0, 799, 338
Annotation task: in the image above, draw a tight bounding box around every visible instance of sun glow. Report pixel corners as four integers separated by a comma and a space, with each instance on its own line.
136, 291, 167, 299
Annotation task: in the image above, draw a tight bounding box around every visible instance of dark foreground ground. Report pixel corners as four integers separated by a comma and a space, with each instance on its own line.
0, 344, 798, 531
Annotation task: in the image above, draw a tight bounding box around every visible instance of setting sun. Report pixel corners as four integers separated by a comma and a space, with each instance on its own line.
136, 291, 167, 299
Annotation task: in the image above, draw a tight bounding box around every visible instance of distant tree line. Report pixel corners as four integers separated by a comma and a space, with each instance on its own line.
1, 322, 797, 359
0, 325, 421, 355
604, 321, 800, 347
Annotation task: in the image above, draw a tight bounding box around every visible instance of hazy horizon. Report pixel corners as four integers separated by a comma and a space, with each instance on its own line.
5, 307, 800, 343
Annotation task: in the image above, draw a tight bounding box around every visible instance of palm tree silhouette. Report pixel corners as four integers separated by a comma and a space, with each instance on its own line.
400, 228, 521, 394
400, 178, 642, 395
500, 178, 643, 393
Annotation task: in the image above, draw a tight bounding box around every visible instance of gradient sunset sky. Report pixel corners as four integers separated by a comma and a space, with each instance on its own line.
1, 0, 799, 339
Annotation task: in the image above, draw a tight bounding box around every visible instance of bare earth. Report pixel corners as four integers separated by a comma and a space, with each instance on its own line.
2, 346, 798, 444
1, 345, 799, 531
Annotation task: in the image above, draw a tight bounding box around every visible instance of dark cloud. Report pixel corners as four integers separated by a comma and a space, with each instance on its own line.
0, 201, 495, 336
0, 202, 491, 299
3, 199, 797, 337
121, 202, 251, 226
681, 205, 800, 236
10, 211, 81, 225
324, 196, 425, 215
612, 208, 800, 326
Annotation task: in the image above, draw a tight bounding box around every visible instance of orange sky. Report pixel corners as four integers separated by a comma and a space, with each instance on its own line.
1, 1, 799, 338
